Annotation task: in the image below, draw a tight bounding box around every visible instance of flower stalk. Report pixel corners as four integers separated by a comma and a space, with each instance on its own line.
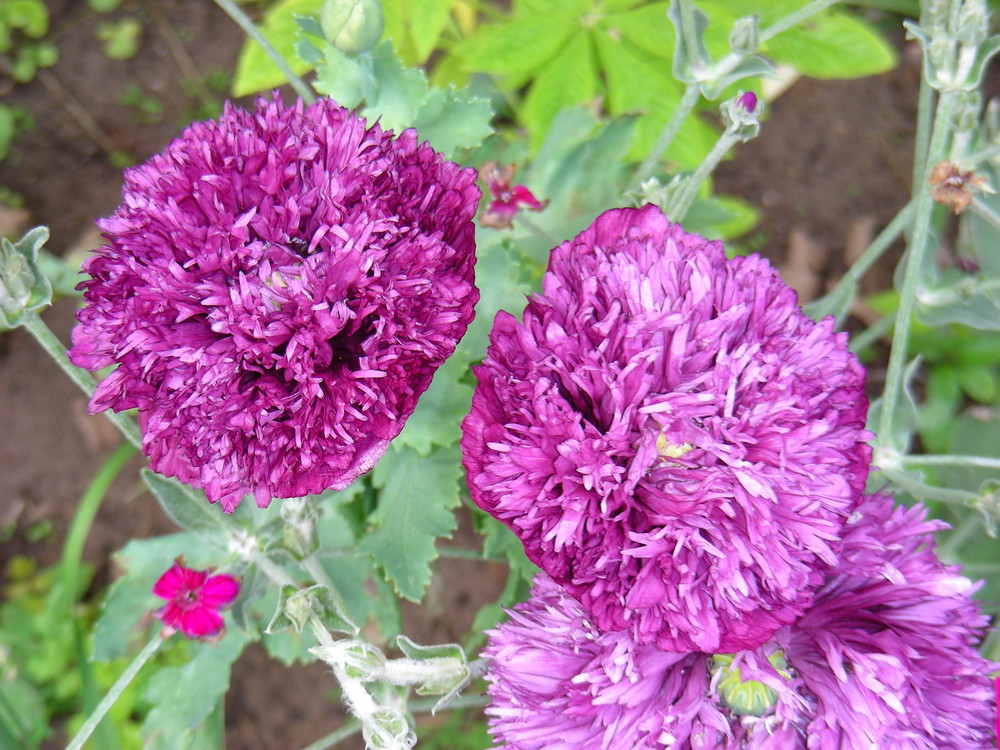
65, 629, 168, 750
20, 310, 142, 450
213, 0, 316, 103
876, 88, 959, 457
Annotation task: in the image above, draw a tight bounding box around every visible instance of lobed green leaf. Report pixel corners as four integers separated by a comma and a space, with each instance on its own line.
359, 444, 462, 601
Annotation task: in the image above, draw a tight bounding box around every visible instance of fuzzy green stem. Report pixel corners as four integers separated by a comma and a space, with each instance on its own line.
667, 131, 740, 222
633, 83, 701, 189
517, 214, 560, 247
708, 0, 841, 83
848, 311, 896, 355
214, 0, 316, 104
969, 196, 1000, 233
902, 453, 1000, 472
677, 0, 702, 68
966, 140, 1000, 166
21, 310, 142, 449
937, 512, 983, 562
757, 0, 841, 44
806, 201, 914, 323
408, 693, 489, 713
251, 549, 297, 587
836, 202, 914, 293
300, 721, 363, 750
65, 630, 167, 750
910, 76, 935, 195
877, 89, 959, 452
881, 467, 978, 505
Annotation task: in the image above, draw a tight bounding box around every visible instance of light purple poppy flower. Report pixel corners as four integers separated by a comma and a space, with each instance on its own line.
484, 495, 997, 750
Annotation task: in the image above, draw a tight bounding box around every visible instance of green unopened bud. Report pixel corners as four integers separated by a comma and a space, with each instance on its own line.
363, 706, 415, 750
0, 227, 52, 329
267, 583, 357, 635
712, 650, 789, 717
312, 639, 387, 680
728, 15, 759, 55
321, 0, 384, 55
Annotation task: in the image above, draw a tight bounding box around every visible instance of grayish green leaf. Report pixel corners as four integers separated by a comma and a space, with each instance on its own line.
359, 444, 461, 601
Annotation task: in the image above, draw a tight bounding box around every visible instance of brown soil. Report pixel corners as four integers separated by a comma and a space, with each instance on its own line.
0, 2, 918, 748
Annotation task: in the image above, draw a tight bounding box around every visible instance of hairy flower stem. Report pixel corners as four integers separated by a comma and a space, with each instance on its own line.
21, 310, 142, 449
756, 0, 840, 44
806, 201, 915, 324
634, 0, 840, 194
300, 720, 363, 750
876, 88, 959, 455
970, 196, 1000, 232
633, 84, 701, 190
667, 131, 740, 221
214, 0, 316, 104
902, 453, 1000, 471
65, 629, 167, 750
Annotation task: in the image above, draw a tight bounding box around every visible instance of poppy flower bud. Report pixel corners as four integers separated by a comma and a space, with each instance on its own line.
321, 0, 384, 55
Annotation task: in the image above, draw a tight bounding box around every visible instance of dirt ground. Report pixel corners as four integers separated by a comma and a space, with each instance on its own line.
0, 1, 919, 748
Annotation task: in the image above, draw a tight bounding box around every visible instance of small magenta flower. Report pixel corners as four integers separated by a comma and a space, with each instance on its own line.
480, 161, 548, 229
463, 205, 871, 653
153, 559, 240, 639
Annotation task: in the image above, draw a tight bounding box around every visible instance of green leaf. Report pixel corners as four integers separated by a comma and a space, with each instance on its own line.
602, 2, 673, 60
398, 356, 473, 456
682, 193, 761, 241
957, 365, 998, 403
143, 628, 249, 740
142, 469, 239, 543
364, 40, 429, 132
410, 0, 452, 63
698, 0, 809, 28
232, 0, 323, 97
411, 86, 494, 158
868, 358, 920, 458
594, 32, 715, 168
359, 444, 461, 601
804, 279, 855, 327
917, 280, 1000, 331
522, 31, 597, 149
0, 226, 51, 328
455, 15, 576, 76
763, 10, 897, 79
312, 43, 366, 108
539, 114, 636, 217
517, 0, 593, 17
456, 236, 533, 363
93, 532, 219, 661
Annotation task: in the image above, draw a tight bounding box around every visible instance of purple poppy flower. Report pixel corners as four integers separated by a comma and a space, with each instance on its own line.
70, 95, 480, 511
484, 495, 997, 750
462, 205, 871, 652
